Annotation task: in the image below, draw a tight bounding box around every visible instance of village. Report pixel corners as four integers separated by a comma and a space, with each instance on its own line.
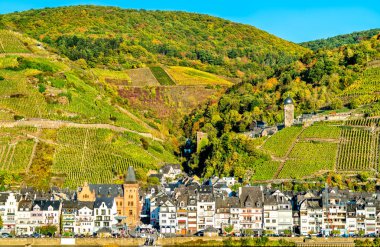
0, 164, 379, 240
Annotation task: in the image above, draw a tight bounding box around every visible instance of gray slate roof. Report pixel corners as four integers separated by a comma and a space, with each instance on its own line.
125, 166, 137, 183
89, 184, 124, 197
94, 197, 114, 209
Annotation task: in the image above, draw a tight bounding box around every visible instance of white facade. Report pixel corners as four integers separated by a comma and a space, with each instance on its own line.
93, 198, 117, 233
42, 202, 61, 228
197, 200, 215, 231
15, 201, 32, 236
365, 202, 376, 235
299, 200, 323, 236
75, 206, 94, 235
159, 200, 176, 234
263, 203, 279, 234
0, 193, 18, 233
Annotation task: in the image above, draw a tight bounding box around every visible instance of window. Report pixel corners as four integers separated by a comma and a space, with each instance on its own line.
104, 222, 109, 227
101, 210, 106, 215
95, 222, 100, 226
129, 210, 133, 216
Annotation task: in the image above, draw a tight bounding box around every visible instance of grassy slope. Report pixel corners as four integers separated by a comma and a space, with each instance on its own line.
166, 66, 232, 85
0, 30, 30, 53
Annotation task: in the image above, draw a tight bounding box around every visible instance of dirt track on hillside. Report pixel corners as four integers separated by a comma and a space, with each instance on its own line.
0, 119, 163, 141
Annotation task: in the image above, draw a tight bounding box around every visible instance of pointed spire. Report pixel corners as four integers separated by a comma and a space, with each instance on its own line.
125, 166, 137, 184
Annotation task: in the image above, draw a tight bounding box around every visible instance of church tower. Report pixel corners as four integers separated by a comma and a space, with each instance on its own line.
123, 166, 140, 227
284, 97, 294, 127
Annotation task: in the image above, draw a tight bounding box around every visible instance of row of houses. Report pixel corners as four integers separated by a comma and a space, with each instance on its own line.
1, 192, 122, 236
143, 177, 380, 237
2, 166, 380, 238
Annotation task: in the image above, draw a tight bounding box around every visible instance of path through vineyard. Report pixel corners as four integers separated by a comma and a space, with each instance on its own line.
273, 128, 305, 179
0, 119, 163, 141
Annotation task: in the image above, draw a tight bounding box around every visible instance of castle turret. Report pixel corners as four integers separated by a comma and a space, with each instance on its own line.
284, 97, 294, 127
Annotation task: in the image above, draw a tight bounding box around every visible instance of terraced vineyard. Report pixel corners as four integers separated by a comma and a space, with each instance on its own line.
336, 118, 380, 171
53, 128, 176, 188
0, 30, 30, 53
260, 117, 380, 179
165, 66, 232, 85
279, 141, 337, 179
262, 126, 303, 158
0, 69, 48, 119
251, 161, 280, 181
0, 127, 37, 173
150, 67, 175, 85
300, 124, 341, 139
342, 67, 380, 105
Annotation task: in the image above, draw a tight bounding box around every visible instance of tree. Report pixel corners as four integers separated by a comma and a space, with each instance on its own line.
284, 229, 292, 236
140, 137, 149, 150
358, 172, 369, 182
223, 225, 234, 235
331, 230, 341, 237
36, 225, 58, 236
358, 229, 365, 237
0, 215, 3, 229
147, 176, 160, 185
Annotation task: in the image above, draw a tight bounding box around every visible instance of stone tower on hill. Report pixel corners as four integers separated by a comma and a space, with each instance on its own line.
123, 166, 140, 227
284, 97, 294, 127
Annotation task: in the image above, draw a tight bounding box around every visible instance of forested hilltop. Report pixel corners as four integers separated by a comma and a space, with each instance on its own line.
0, 5, 307, 79
301, 28, 380, 51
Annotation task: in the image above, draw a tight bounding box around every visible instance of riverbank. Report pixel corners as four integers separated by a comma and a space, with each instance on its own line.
0, 236, 362, 246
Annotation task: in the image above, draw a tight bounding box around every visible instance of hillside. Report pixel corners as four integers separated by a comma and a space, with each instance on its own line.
0, 5, 308, 79
300, 28, 380, 51
0, 30, 178, 189
184, 34, 380, 181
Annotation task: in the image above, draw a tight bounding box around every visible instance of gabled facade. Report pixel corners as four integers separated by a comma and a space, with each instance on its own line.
75, 201, 94, 235
15, 200, 33, 235
159, 199, 176, 234
239, 186, 263, 234
93, 197, 117, 233
0, 192, 18, 233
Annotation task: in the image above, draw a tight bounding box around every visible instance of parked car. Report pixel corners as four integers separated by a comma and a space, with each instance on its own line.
32, 233, 41, 238
1, 233, 12, 238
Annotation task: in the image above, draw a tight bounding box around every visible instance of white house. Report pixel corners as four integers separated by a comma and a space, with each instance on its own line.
0, 192, 18, 233
159, 199, 176, 234
42, 201, 61, 232
197, 192, 215, 232
15, 200, 33, 236
272, 191, 293, 234
75, 201, 94, 235
299, 198, 323, 236
159, 164, 182, 181
93, 197, 117, 233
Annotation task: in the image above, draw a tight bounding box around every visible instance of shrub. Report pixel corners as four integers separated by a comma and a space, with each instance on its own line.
140, 137, 149, 150
38, 83, 46, 93
13, 115, 24, 121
